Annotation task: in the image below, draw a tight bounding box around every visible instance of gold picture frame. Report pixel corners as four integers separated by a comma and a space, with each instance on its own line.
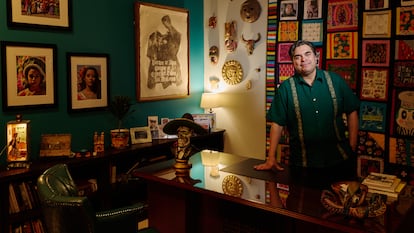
134, 2, 189, 101
130, 127, 152, 144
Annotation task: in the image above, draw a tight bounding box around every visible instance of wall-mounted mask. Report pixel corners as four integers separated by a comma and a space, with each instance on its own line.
208, 15, 217, 29
225, 21, 237, 52
240, 0, 261, 23
241, 33, 261, 55
209, 46, 219, 65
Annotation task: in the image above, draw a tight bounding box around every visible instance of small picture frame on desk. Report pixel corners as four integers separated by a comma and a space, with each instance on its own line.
130, 127, 152, 144
39, 134, 72, 157
357, 155, 384, 178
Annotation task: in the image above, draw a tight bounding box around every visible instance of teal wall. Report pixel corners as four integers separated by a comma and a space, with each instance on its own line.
0, 0, 204, 165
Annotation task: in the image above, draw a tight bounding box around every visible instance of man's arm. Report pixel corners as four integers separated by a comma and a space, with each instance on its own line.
347, 110, 359, 152
254, 122, 284, 170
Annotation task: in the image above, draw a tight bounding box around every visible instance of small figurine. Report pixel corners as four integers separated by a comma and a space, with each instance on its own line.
208, 15, 217, 29
163, 113, 207, 185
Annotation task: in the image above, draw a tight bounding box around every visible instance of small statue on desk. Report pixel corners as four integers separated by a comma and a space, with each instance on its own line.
163, 113, 207, 185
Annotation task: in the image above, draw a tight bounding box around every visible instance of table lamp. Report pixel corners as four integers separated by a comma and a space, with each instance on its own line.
200, 93, 220, 114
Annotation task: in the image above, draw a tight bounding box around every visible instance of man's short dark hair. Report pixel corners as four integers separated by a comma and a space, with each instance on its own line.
289, 40, 316, 59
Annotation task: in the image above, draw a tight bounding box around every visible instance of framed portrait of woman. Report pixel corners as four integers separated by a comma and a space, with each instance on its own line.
1, 41, 57, 111
67, 53, 109, 112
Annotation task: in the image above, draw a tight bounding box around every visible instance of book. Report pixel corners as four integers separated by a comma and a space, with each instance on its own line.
362, 172, 397, 188
9, 183, 20, 214
363, 178, 401, 193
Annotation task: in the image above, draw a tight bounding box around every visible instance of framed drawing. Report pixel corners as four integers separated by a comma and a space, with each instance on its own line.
395, 40, 414, 60
301, 20, 324, 46
362, 10, 391, 38
304, 0, 322, 19
7, 0, 72, 30
365, 0, 389, 10
359, 101, 387, 133
360, 68, 389, 101
277, 43, 293, 63
39, 134, 72, 157
357, 155, 384, 178
192, 113, 216, 131
327, 0, 359, 32
67, 53, 109, 112
130, 127, 152, 144
396, 6, 414, 35
1, 41, 57, 111
134, 2, 189, 101
393, 62, 414, 88
362, 40, 390, 67
326, 60, 358, 90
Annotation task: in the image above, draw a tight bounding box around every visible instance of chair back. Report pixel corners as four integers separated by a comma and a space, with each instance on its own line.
37, 164, 96, 233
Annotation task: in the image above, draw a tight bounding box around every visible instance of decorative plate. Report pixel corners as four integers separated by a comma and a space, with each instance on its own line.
222, 175, 243, 197
222, 60, 243, 85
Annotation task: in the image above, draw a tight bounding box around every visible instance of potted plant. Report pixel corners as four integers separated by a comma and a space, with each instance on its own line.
109, 95, 134, 149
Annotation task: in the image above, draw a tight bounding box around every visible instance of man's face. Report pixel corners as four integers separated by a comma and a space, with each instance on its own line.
177, 126, 192, 148
292, 44, 317, 76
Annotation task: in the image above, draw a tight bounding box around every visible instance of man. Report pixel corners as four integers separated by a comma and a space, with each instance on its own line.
254, 40, 360, 184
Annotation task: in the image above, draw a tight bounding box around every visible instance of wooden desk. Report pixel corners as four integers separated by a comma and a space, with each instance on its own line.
133, 152, 414, 233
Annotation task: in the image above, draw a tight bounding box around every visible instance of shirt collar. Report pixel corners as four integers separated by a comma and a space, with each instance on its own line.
295, 68, 324, 84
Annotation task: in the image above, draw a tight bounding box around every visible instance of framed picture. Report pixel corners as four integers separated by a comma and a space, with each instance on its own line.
365, 0, 389, 10
357, 155, 384, 178
362, 10, 391, 38
302, 20, 324, 46
390, 89, 414, 137
278, 21, 298, 42
7, 0, 72, 30
67, 53, 109, 112
401, 0, 414, 6
39, 134, 72, 157
326, 32, 358, 59
327, 0, 359, 32
130, 127, 152, 144
393, 62, 414, 88
134, 2, 189, 101
280, 0, 298, 20
304, 0, 322, 19
359, 101, 387, 133
362, 40, 390, 67
148, 116, 160, 139
1, 41, 57, 111
277, 43, 293, 63
395, 40, 414, 60
396, 6, 414, 35
192, 113, 216, 131
326, 60, 358, 90
360, 68, 389, 101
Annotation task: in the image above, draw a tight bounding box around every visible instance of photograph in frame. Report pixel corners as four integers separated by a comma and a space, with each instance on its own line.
357, 155, 384, 178
134, 2, 189, 101
67, 53, 109, 112
130, 127, 152, 144
7, 0, 72, 30
148, 116, 160, 139
304, 0, 322, 19
1, 41, 57, 111
280, 0, 298, 20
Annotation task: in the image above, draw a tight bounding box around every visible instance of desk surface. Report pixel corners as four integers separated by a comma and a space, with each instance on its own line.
134, 151, 413, 233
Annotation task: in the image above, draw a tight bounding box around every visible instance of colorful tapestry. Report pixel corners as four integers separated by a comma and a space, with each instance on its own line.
302, 20, 324, 46
327, 0, 358, 32
389, 137, 414, 167
278, 21, 298, 42
359, 101, 387, 133
393, 62, 414, 88
395, 40, 414, 60
326, 31, 358, 59
362, 40, 390, 67
325, 59, 358, 89
390, 89, 414, 137
396, 6, 414, 35
360, 68, 389, 101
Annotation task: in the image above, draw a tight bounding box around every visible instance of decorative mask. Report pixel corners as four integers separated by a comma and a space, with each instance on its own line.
208, 15, 217, 29
209, 46, 219, 65
241, 33, 261, 55
240, 0, 261, 23
225, 21, 237, 52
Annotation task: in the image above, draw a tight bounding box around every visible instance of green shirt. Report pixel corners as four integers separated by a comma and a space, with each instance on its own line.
267, 69, 360, 168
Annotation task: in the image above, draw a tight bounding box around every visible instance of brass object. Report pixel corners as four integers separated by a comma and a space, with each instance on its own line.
222, 175, 243, 197
240, 0, 261, 23
222, 60, 243, 85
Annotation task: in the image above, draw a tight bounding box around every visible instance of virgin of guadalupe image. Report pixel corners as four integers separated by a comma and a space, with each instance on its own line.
146, 15, 182, 89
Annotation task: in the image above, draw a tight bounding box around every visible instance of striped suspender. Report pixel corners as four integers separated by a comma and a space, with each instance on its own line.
289, 71, 347, 167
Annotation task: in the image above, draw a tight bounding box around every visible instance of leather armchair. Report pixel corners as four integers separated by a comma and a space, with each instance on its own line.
36, 164, 157, 233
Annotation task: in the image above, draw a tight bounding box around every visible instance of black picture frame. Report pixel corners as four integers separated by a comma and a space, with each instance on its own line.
67, 53, 110, 112
7, 0, 72, 31
1, 41, 57, 111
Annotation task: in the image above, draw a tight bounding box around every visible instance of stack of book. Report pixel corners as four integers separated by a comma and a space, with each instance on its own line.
362, 172, 407, 203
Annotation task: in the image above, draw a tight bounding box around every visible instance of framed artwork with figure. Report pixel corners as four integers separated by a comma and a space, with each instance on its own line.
67, 53, 109, 112
1, 41, 57, 111
134, 2, 189, 101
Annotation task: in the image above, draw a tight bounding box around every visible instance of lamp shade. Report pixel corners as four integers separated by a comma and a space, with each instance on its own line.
200, 93, 220, 109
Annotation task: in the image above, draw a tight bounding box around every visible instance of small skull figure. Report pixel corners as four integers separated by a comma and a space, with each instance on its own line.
240, 0, 262, 23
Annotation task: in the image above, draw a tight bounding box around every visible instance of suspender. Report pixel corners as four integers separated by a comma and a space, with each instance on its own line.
289, 71, 348, 167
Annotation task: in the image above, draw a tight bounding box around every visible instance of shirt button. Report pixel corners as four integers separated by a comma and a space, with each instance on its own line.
315, 110, 319, 114
313, 98, 316, 102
